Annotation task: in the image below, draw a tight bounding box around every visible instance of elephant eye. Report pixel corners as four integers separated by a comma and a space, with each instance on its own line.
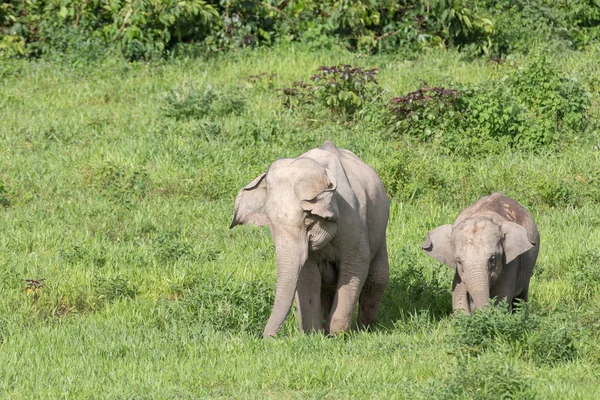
489, 255, 496, 266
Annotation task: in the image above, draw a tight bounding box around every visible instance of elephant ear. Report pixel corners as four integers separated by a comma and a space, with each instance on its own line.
300, 170, 339, 221
230, 173, 269, 228
422, 224, 455, 267
500, 221, 534, 264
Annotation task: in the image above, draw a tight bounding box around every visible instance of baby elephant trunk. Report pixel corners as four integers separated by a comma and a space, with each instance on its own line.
465, 265, 490, 311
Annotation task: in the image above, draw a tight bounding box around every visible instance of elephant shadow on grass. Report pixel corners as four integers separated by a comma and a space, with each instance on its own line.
376, 257, 453, 330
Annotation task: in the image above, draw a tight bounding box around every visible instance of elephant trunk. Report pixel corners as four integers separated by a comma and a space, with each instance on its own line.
263, 227, 309, 339
465, 265, 490, 311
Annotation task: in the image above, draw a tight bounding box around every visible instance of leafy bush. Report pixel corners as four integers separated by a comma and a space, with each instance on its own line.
526, 325, 577, 365
280, 64, 381, 117
311, 65, 381, 115
389, 54, 592, 156
451, 301, 578, 364
0, 0, 497, 59
480, 0, 600, 56
390, 85, 463, 142
451, 301, 537, 352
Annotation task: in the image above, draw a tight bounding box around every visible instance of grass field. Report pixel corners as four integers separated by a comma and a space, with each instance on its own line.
1, 44, 600, 398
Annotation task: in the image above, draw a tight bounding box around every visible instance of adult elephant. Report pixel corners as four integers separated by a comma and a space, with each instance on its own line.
231, 141, 390, 338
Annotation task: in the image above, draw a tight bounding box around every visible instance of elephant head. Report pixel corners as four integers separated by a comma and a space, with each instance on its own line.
423, 217, 534, 311
230, 157, 339, 337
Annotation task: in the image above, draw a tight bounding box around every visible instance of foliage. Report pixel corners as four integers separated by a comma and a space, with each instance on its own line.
479, 0, 600, 56
311, 64, 381, 115
451, 301, 537, 352
451, 301, 577, 364
389, 54, 593, 156
0, 0, 498, 59
280, 64, 381, 118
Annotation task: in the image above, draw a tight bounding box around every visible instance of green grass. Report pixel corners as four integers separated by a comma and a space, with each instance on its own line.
1, 44, 600, 398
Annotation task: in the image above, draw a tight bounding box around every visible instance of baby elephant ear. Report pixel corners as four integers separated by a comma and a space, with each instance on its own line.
422, 224, 455, 267
500, 221, 535, 264
230, 173, 269, 228
300, 170, 338, 221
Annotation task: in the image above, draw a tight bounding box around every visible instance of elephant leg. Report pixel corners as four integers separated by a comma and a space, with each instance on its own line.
512, 286, 529, 310
452, 272, 470, 314
295, 258, 323, 334
491, 258, 520, 311
327, 258, 369, 335
321, 285, 335, 333
358, 243, 389, 330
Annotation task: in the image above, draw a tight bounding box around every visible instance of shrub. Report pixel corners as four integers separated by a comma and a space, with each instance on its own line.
526, 325, 577, 365
451, 301, 537, 352
389, 54, 592, 156
480, 0, 600, 56
280, 64, 381, 118
0, 0, 497, 59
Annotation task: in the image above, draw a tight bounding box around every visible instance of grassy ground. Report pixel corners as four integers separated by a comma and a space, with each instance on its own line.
1, 44, 600, 398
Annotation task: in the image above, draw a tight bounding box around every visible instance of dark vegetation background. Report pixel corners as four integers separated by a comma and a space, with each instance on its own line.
1, 0, 600, 398
2, 0, 600, 60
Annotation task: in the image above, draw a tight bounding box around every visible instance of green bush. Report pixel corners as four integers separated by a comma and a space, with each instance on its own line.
451, 301, 578, 364
479, 0, 600, 56
279, 64, 382, 118
0, 0, 496, 59
451, 301, 537, 352
526, 325, 577, 365
389, 54, 592, 156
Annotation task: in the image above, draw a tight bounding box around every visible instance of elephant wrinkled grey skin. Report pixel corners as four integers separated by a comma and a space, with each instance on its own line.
231, 141, 390, 338
422, 193, 539, 314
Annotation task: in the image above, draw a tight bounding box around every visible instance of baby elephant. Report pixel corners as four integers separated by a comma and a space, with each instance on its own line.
423, 193, 539, 313
231, 141, 390, 338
